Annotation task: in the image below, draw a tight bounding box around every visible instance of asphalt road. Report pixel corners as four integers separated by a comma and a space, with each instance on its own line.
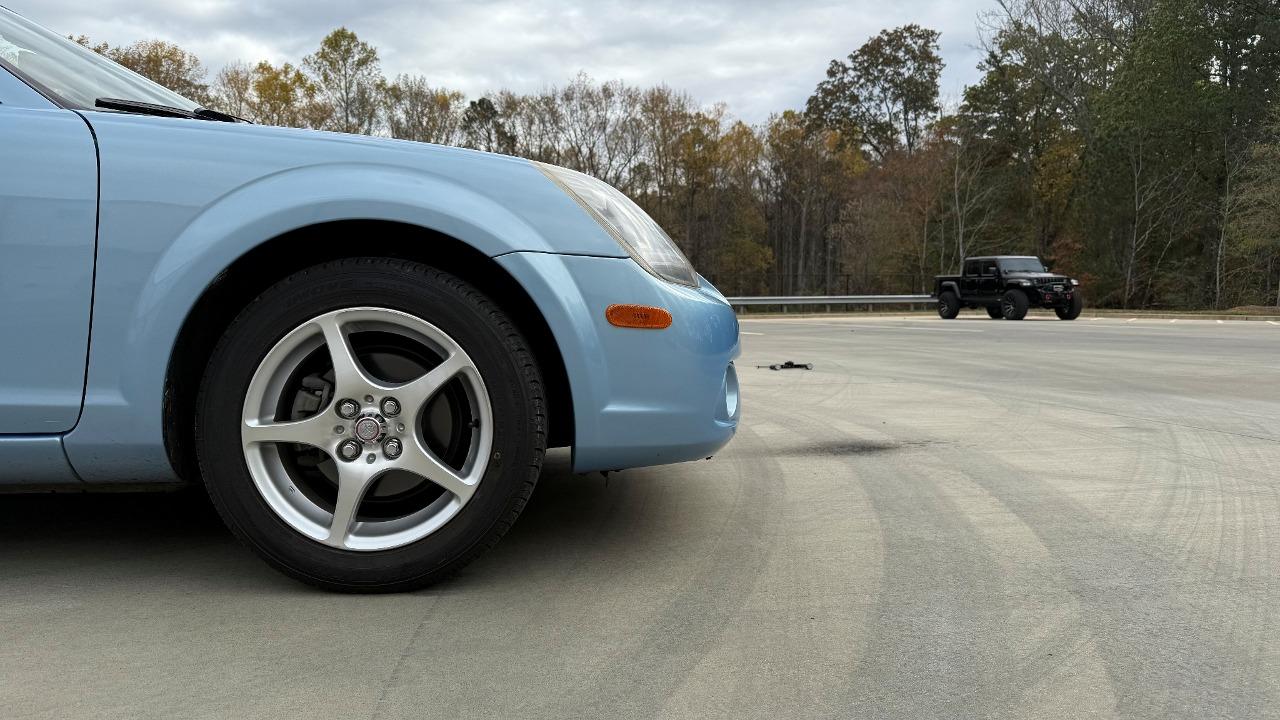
3, 314, 1278, 719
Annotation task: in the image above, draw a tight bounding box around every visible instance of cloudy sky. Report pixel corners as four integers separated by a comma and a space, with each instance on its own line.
14, 0, 995, 123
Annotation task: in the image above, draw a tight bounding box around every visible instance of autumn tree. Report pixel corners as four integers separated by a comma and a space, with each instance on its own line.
304, 28, 382, 134
247, 61, 329, 128
71, 36, 210, 104
66, 8, 1280, 307
712, 122, 774, 294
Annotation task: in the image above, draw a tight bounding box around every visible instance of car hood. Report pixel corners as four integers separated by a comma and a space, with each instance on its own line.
1005, 272, 1070, 281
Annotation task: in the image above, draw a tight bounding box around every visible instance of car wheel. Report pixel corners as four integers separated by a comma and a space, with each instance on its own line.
1055, 292, 1084, 320
985, 305, 1003, 319
1000, 290, 1029, 320
196, 258, 546, 592
937, 291, 961, 319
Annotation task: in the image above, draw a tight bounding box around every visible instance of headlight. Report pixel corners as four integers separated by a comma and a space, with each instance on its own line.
1014, 279, 1032, 286
1070, 279, 1080, 286
536, 162, 699, 287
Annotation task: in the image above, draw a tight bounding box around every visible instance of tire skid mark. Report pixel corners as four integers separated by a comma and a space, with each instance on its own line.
941, 445, 1280, 719
761, 404, 1036, 719
366, 461, 651, 719
542, 423, 786, 720
656, 416, 884, 719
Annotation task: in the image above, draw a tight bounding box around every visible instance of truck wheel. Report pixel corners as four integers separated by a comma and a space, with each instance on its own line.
196, 258, 546, 592
1055, 292, 1084, 320
1000, 290, 1029, 320
937, 291, 960, 319
985, 306, 1003, 319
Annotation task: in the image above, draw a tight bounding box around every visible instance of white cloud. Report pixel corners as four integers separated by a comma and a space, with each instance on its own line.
12, 0, 991, 123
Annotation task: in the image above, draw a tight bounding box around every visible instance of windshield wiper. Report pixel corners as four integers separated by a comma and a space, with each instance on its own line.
94, 97, 244, 123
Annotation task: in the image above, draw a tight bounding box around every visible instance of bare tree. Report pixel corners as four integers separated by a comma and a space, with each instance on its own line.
380, 75, 465, 145
1211, 143, 1251, 308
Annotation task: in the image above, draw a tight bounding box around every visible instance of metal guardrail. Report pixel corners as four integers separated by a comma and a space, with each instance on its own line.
725, 294, 936, 306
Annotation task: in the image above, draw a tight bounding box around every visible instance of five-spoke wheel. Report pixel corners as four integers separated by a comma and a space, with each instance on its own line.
239, 307, 492, 552
198, 259, 545, 592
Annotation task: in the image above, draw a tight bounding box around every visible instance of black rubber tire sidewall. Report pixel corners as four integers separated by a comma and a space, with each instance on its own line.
195, 258, 545, 592
1001, 290, 1029, 320
938, 291, 960, 319
986, 305, 1003, 319
1056, 292, 1084, 320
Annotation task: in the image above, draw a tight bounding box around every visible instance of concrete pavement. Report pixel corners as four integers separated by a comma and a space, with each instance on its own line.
2, 314, 1277, 719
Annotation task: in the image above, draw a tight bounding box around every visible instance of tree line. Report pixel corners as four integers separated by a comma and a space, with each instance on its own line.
76, 0, 1280, 307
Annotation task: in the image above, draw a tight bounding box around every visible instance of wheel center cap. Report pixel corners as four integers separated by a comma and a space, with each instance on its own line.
354, 416, 383, 443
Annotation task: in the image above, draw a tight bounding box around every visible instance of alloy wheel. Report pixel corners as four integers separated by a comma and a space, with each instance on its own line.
239, 307, 492, 552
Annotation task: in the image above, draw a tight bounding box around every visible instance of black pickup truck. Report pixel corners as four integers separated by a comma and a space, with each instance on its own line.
933, 256, 1083, 320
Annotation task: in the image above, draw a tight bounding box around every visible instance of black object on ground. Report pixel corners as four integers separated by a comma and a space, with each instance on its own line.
761, 361, 813, 371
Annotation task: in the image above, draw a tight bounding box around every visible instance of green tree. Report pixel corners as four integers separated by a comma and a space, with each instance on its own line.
1232, 106, 1280, 306
807, 25, 943, 158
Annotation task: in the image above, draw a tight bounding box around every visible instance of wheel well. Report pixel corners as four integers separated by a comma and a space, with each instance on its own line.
164, 220, 574, 482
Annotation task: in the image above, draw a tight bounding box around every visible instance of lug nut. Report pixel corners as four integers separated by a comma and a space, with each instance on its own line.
383, 437, 403, 459
335, 399, 359, 419
337, 439, 362, 462
381, 397, 401, 417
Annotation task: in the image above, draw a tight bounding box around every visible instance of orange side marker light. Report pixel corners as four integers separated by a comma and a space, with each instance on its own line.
606, 304, 672, 329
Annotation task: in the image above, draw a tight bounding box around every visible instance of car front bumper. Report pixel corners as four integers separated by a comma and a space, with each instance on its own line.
496, 252, 741, 472
1032, 288, 1076, 306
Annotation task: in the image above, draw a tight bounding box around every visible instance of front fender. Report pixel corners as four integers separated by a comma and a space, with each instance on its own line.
149, 163, 549, 291
69, 165, 553, 480
63, 113, 624, 480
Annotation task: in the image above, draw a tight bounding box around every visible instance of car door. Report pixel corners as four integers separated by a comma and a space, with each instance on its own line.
961, 260, 980, 297
0, 67, 98, 433
979, 260, 1000, 299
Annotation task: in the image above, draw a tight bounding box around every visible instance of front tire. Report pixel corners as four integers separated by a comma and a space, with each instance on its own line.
1055, 292, 1084, 320
937, 291, 961, 319
1000, 290, 1029, 320
196, 258, 546, 592
985, 306, 1003, 319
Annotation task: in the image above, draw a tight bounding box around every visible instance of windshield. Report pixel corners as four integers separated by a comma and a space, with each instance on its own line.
0, 7, 199, 111
998, 257, 1046, 273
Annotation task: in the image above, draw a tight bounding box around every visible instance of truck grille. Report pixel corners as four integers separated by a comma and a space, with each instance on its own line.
1035, 277, 1069, 287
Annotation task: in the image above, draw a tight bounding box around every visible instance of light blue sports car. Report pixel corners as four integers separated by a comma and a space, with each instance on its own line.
0, 8, 739, 591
